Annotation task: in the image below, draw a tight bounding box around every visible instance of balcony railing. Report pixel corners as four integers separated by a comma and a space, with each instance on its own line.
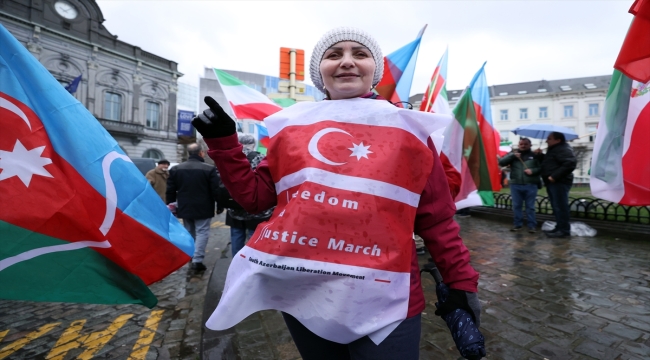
97, 118, 145, 144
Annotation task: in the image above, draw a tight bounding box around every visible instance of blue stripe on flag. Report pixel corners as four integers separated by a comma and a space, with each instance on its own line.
0, 24, 193, 257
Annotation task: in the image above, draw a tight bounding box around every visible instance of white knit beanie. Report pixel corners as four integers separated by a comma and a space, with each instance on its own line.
309, 27, 384, 94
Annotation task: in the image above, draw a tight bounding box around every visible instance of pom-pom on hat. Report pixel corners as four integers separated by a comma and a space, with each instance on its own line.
309, 27, 383, 94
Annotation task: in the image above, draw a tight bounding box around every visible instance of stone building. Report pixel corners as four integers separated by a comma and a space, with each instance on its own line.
410, 75, 611, 183
0, 0, 182, 161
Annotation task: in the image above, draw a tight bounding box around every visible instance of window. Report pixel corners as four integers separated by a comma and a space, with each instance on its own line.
586, 124, 598, 142
500, 131, 510, 142
539, 107, 548, 118
589, 103, 599, 117
519, 108, 528, 120
142, 148, 164, 160
563, 105, 574, 118
500, 109, 508, 121
146, 101, 160, 129
104, 92, 122, 120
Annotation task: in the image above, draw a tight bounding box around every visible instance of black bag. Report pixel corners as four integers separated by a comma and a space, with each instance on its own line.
537, 177, 544, 190
217, 151, 260, 210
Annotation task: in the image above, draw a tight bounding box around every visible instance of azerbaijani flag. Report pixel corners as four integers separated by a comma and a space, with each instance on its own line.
375, 25, 427, 107
590, 74, 650, 206
468, 62, 501, 193
420, 48, 450, 114
442, 65, 496, 209
255, 123, 269, 155
0, 24, 194, 307
214, 69, 282, 121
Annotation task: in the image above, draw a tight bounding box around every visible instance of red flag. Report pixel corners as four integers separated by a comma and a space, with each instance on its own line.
614, 0, 650, 82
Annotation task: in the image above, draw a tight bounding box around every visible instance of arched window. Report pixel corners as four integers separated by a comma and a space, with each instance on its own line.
104, 92, 122, 120
146, 101, 160, 129
142, 148, 164, 160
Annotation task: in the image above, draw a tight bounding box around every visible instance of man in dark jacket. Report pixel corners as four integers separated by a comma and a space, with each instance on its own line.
166, 143, 222, 271
536, 132, 577, 238
499, 138, 541, 233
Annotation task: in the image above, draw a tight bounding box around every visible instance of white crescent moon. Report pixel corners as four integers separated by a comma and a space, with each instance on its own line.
308, 128, 352, 166
0, 97, 31, 131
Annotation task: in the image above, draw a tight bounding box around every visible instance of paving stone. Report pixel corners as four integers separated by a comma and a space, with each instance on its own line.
546, 315, 586, 334
574, 340, 623, 359
618, 341, 650, 358
529, 341, 573, 359
496, 328, 536, 347
602, 322, 644, 341
592, 307, 626, 322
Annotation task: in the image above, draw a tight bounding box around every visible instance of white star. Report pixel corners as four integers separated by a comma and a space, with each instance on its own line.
348, 142, 373, 161
0, 139, 53, 187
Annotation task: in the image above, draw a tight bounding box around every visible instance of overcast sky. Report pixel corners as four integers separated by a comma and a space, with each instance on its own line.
96, 1, 633, 95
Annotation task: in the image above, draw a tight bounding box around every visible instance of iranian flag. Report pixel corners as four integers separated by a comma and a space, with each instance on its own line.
420, 48, 450, 114
441, 65, 496, 209
214, 69, 282, 121
0, 24, 194, 307
590, 73, 650, 205
206, 99, 450, 344
591, 0, 650, 206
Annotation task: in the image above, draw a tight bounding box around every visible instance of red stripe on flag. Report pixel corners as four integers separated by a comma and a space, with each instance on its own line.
474, 103, 501, 191
230, 102, 281, 121
0, 94, 189, 284
247, 182, 416, 273
240, 254, 246, 258
374, 279, 391, 283
620, 102, 650, 205
268, 120, 433, 194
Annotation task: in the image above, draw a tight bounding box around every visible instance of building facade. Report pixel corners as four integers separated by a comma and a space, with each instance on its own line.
1, 0, 182, 161
411, 75, 611, 183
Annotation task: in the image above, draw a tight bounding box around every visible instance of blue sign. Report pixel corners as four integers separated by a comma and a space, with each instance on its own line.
177, 110, 195, 136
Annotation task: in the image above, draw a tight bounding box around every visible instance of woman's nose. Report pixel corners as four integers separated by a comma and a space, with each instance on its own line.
340, 52, 355, 67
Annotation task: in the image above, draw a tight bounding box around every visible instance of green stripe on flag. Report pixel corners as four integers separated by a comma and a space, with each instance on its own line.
453, 88, 494, 202
214, 69, 245, 86
0, 221, 157, 307
593, 70, 632, 183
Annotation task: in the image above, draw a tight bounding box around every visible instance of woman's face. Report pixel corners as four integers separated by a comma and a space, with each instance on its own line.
319, 41, 376, 100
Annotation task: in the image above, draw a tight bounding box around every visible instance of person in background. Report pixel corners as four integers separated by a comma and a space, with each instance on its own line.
536, 132, 577, 238
226, 134, 274, 256
499, 138, 541, 233
145, 159, 169, 202
166, 143, 222, 271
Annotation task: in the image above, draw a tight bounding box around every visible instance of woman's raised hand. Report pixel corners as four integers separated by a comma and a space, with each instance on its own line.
191, 96, 236, 138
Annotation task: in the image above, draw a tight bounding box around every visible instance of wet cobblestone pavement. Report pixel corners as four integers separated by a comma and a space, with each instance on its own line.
0, 214, 230, 359
1, 214, 650, 359
203, 215, 650, 360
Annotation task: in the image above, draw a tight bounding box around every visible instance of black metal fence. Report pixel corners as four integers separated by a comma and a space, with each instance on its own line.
493, 193, 650, 224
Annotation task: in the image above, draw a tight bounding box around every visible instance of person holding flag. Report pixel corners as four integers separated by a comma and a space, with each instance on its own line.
193, 27, 481, 359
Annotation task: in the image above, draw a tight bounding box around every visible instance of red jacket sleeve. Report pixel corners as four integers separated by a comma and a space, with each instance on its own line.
204, 135, 277, 213
440, 151, 461, 199
415, 138, 479, 293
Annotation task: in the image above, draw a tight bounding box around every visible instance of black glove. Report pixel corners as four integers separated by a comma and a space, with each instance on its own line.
434, 289, 482, 327
191, 96, 236, 139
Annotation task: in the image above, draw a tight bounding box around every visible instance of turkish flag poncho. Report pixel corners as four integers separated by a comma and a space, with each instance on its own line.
206, 98, 451, 344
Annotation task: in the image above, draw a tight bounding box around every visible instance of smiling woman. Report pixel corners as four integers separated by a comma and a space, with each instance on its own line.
193, 26, 481, 360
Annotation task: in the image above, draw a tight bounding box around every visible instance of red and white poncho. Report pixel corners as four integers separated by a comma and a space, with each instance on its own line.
205, 98, 455, 344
